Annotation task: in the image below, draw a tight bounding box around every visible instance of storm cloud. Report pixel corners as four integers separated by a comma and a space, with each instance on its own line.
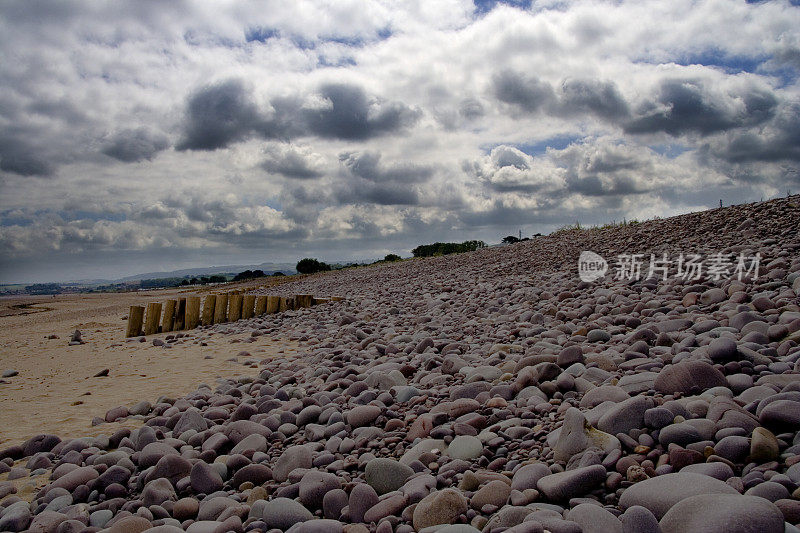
178, 81, 419, 151
102, 128, 169, 162
624, 78, 778, 136
177, 79, 267, 151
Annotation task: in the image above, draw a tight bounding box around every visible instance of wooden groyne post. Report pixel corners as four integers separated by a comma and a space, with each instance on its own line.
255, 295, 267, 315
126, 289, 343, 337
214, 293, 228, 324
242, 294, 256, 319
162, 300, 176, 332
144, 302, 162, 336
228, 293, 243, 322
266, 295, 280, 314
202, 295, 216, 326
295, 294, 313, 308
175, 298, 186, 330
186, 296, 201, 330
127, 306, 144, 337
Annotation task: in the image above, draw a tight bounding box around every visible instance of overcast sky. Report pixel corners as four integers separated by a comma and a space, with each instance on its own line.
1, 0, 799, 283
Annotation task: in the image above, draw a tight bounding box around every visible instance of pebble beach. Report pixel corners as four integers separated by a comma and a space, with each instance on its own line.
2, 195, 800, 533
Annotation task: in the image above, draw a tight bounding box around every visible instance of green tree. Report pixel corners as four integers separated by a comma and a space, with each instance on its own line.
384, 254, 402, 262
411, 240, 487, 257
296, 258, 331, 274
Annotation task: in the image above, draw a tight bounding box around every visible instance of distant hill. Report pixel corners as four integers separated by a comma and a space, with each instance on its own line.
114, 262, 297, 283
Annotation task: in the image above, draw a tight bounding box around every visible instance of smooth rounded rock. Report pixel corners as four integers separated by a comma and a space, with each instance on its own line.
659, 494, 783, 533
365, 458, 414, 495
323, 489, 348, 521
470, 480, 511, 510
190, 462, 223, 494
412, 489, 468, 530
567, 503, 623, 533
707, 338, 737, 361
258, 498, 314, 530
298, 471, 341, 509
348, 483, 379, 523
597, 396, 652, 436
536, 465, 606, 501
274, 446, 313, 482
511, 463, 552, 491
619, 472, 738, 519
619, 505, 660, 533
654, 361, 727, 395
446, 436, 483, 461
346, 405, 382, 428
557, 346, 584, 368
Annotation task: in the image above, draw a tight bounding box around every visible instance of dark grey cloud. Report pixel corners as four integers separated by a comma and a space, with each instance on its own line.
558, 78, 629, 120
339, 151, 434, 183
624, 78, 778, 136
335, 183, 419, 206
261, 145, 324, 179
459, 98, 485, 120
177, 79, 266, 151
178, 80, 419, 150
493, 71, 630, 122
492, 69, 555, 112
0, 136, 53, 176
102, 128, 169, 162
301, 83, 420, 140
554, 142, 656, 197
329, 151, 433, 206
711, 102, 800, 163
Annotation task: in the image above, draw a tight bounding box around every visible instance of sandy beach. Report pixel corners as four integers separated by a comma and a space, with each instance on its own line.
0, 289, 298, 447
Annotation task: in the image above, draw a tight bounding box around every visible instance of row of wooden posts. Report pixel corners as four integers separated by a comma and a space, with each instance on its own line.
126, 292, 339, 337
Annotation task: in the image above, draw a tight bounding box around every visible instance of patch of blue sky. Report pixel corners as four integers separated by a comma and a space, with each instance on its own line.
376, 26, 393, 40
321, 35, 366, 48
58, 210, 128, 223
673, 48, 767, 74
669, 47, 798, 87
245, 25, 391, 50
649, 143, 690, 159
317, 55, 357, 68
473, 0, 532, 16
0, 215, 33, 227
746, 0, 800, 5
481, 135, 582, 157
245, 26, 280, 43
183, 30, 239, 48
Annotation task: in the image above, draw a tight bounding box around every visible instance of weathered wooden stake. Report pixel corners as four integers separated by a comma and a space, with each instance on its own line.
279, 296, 295, 312
175, 298, 186, 330
330, 296, 344, 302
126, 305, 145, 337
213, 293, 228, 324
186, 296, 201, 329
162, 300, 177, 332
228, 294, 243, 322
254, 295, 267, 315
266, 295, 280, 314
242, 294, 256, 319
312, 297, 330, 305
144, 302, 162, 336
202, 295, 216, 325
295, 294, 313, 308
